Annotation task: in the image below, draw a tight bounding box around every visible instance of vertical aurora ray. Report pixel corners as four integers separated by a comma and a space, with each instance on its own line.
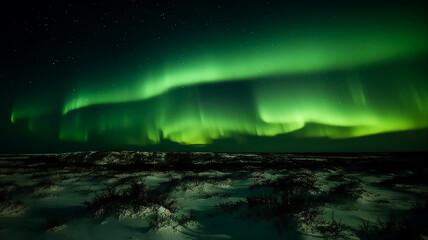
255, 75, 428, 139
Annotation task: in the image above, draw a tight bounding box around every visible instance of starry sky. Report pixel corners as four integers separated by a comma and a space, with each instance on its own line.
2, 1, 428, 153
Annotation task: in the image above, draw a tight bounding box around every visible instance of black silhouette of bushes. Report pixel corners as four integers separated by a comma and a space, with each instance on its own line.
0, 180, 18, 202
218, 195, 324, 231
165, 152, 193, 170
84, 180, 176, 218
318, 211, 350, 240
83, 179, 197, 231
380, 171, 428, 186
160, 174, 235, 194
0, 189, 5, 202
43, 215, 65, 232
148, 210, 197, 232
328, 175, 364, 201
250, 170, 320, 193
219, 170, 324, 231
359, 214, 422, 240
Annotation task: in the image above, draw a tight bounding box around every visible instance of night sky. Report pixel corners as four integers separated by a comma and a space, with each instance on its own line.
2, 1, 428, 153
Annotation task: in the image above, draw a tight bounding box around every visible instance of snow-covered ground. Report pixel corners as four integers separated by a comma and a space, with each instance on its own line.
0, 152, 427, 239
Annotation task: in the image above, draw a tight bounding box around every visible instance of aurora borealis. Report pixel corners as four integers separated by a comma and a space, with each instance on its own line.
3, 1, 428, 152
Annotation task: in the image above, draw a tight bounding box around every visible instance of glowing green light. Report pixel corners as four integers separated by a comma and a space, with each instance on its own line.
10, 112, 15, 124
62, 19, 428, 114
10, 9, 428, 148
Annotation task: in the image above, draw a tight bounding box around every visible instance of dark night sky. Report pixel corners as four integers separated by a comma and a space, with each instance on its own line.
1, 1, 428, 153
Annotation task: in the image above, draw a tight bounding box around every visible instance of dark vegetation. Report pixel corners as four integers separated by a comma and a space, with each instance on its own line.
318, 211, 350, 240
148, 210, 197, 231
164, 152, 193, 170
216, 170, 370, 238
83, 179, 195, 231
359, 214, 424, 240
158, 173, 235, 194
380, 170, 428, 186
0, 180, 27, 216
375, 197, 389, 204
0, 181, 15, 202
327, 174, 365, 203
42, 215, 65, 232
3, 152, 426, 172
219, 170, 327, 233
0, 180, 22, 203
84, 180, 175, 216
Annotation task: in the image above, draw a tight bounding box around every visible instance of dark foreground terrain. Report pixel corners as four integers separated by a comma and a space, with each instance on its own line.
0, 152, 427, 239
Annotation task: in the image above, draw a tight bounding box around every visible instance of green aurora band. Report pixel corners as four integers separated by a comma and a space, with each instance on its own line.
62, 21, 428, 114
10, 11, 428, 147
